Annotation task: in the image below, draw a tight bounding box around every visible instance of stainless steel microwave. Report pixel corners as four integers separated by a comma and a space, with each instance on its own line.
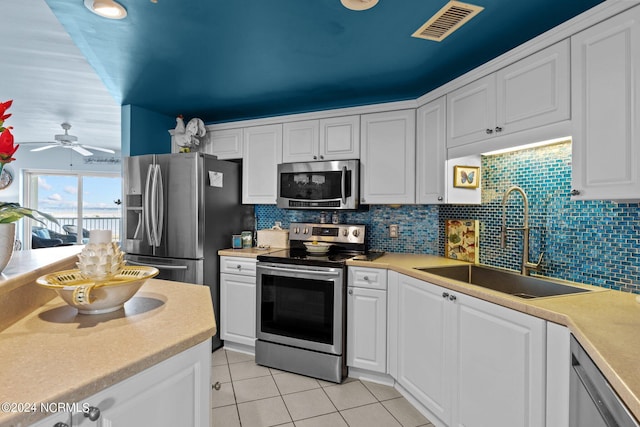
277, 159, 359, 210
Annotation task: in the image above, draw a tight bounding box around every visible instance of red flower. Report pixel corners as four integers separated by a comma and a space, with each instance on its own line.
0, 127, 18, 165
0, 100, 12, 123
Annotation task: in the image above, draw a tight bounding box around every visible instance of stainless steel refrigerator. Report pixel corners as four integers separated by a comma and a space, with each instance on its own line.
123, 152, 254, 350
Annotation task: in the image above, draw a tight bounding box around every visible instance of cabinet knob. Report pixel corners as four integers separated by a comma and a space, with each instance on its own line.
313, 155, 317, 160
320, 155, 324, 160
570, 189, 581, 196
54, 423, 69, 427
449, 295, 457, 302
213, 381, 222, 391
84, 406, 101, 421
363, 276, 369, 281
442, 292, 449, 299
494, 126, 503, 133
236, 264, 242, 270
485, 128, 493, 134
437, 196, 443, 201
348, 289, 353, 295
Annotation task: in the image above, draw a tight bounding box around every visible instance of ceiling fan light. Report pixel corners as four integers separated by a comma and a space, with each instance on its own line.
85, 0, 127, 20
341, 0, 379, 11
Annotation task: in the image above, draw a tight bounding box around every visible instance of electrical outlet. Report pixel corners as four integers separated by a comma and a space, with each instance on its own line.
389, 224, 399, 238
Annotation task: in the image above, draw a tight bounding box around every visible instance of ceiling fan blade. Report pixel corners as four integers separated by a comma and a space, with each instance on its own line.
72, 146, 93, 156
31, 145, 59, 152
81, 144, 115, 154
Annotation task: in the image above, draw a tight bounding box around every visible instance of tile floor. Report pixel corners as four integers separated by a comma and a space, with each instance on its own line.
211, 348, 436, 427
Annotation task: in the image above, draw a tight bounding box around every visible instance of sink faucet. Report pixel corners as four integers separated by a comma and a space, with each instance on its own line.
500, 186, 543, 276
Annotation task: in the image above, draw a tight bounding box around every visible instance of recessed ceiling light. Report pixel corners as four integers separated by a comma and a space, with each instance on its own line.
84, 0, 127, 20
341, 0, 379, 11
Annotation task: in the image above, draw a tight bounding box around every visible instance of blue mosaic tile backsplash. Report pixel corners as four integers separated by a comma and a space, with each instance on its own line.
255, 141, 640, 293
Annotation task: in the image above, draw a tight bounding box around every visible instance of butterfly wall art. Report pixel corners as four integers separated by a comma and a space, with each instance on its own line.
453, 165, 480, 188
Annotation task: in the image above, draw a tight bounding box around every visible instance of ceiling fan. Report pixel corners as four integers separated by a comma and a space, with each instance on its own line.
24, 123, 115, 156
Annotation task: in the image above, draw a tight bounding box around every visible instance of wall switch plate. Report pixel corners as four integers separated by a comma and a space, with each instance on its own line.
389, 224, 399, 238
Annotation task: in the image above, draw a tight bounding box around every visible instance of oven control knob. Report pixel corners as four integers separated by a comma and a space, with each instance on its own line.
303, 227, 309, 235
342, 229, 349, 237
294, 227, 300, 234
352, 229, 360, 238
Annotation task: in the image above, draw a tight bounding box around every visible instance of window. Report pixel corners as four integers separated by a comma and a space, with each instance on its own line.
23, 171, 122, 248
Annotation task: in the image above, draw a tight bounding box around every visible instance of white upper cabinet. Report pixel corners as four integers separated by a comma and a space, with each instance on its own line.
242, 124, 283, 204
447, 74, 497, 148
282, 120, 319, 163
360, 109, 416, 204
319, 115, 360, 160
416, 97, 447, 204
447, 39, 570, 148
571, 5, 640, 201
206, 128, 243, 159
282, 116, 360, 163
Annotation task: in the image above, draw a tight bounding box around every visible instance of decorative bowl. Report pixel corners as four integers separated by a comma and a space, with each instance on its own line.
303, 242, 333, 254
37, 266, 159, 314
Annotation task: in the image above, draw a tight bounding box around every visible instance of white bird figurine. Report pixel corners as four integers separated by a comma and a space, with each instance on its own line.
173, 115, 206, 152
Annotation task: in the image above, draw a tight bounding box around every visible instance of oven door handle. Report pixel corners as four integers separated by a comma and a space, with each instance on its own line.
258, 265, 341, 276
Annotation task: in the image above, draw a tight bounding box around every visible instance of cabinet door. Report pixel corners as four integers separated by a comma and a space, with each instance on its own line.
220, 273, 256, 346
73, 340, 211, 427
347, 286, 387, 373
360, 109, 416, 204
416, 97, 447, 204
447, 74, 496, 148
242, 124, 283, 204
497, 40, 570, 135
207, 128, 243, 159
319, 115, 360, 160
282, 120, 319, 163
571, 5, 640, 200
451, 293, 546, 427
395, 274, 452, 425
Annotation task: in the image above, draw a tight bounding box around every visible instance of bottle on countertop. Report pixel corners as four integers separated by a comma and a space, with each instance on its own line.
332, 211, 339, 224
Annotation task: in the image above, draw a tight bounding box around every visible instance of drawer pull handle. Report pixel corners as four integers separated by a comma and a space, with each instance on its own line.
442, 292, 449, 298
449, 295, 457, 302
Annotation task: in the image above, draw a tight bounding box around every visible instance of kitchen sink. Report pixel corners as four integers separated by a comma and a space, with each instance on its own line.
415, 264, 591, 299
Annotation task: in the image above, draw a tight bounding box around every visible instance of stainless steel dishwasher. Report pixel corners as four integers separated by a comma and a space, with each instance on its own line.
570, 335, 640, 427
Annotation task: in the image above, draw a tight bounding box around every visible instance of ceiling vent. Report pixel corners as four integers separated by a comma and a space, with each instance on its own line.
412, 1, 484, 42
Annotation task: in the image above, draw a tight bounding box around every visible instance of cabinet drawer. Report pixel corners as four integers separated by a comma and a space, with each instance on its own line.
220, 256, 257, 276
348, 267, 387, 290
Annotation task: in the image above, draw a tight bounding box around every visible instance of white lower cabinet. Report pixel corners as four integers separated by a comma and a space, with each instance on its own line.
28, 340, 211, 427
347, 267, 388, 374
388, 272, 546, 427
220, 256, 257, 348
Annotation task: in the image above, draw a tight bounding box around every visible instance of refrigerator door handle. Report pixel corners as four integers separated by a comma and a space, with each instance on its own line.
127, 260, 188, 270
150, 164, 160, 247
155, 164, 164, 247
144, 164, 154, 246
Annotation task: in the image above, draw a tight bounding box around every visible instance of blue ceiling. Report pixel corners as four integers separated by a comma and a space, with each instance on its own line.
44, 0, 603, 124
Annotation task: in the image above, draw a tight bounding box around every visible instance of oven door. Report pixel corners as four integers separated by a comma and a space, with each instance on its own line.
256, 262, 345, 355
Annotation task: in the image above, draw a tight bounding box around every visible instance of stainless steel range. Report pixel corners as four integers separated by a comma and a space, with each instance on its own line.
255, 222, 378, 383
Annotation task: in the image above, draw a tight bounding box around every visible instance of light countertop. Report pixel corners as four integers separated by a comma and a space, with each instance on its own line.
218, 247, 287, 258
348, 253, 640, 422
0, 248, 216, 427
